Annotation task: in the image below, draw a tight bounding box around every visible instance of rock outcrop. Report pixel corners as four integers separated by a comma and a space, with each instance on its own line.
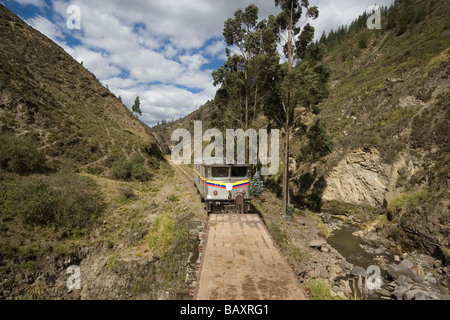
322, 147, 389, 207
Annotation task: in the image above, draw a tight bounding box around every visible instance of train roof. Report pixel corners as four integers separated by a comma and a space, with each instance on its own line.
195, 157, 251, 167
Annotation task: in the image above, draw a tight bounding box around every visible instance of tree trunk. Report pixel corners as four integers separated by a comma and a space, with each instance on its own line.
282, 97, 290, 216
282, 4, 294, 215
245, 57, 249, 130
244, 56, 250, 164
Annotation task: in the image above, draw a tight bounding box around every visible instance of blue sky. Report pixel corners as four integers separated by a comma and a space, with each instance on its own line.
2, 0, 395, 127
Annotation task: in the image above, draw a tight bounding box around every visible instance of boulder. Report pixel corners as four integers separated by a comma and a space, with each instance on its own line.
321, 147, 389, 207
342, 260, 353, 271
352, 230, 365, 237
396, 275, 413, 288
412, 275, 425, 284
427, 277, 437, 285
351, 266, 368, 278
388, 264, 417, 280
392, 287, 408, 300
399, 258, 415, 269
375, 288, 391, 297
414, 291, 427, 300
309, 240, 325, 248
404, 289, 423, 301
411, 265, 425, 277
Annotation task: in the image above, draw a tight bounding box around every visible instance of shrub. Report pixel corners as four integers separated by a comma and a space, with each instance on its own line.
307, 278, 345, 300
5, 176, 58, 226
0, 134, 47, 174
111, 153, 151, 182
118, 185, 136, 201
148, 213, 176, 257
286, 204, 294, 217
3, 172, 104, 230
167, 194, 178, 202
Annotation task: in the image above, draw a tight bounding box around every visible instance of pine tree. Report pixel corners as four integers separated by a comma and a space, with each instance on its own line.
250, 171, 264, 198
132, 96, 142, 117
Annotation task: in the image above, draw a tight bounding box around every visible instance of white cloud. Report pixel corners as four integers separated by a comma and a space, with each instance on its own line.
63, 45, 121, 79
26, 16, 63, 40
14, 0, 46, 8
204, 40, 227, 60
17, 0, 395, 126
310, 0, 395, 40
139, 84, 210, 122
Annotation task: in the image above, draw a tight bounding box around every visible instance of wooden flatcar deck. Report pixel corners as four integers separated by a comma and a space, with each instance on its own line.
194, 214, 309, 300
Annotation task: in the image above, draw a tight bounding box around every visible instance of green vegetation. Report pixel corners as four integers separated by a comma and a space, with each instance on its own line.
387, 190, 433, 220
298, 119, 334, 162
147, 213, 177, 257
307, 278, 345, 300
111, 153, 152, 182
132, 96, 142, 117
211, 4, 279, 130
1, 172, 104, 230
287, 246, 305, 264
250, 171, 264, 198
0, 5, 163, 172
18, 281, 47, 300
309, 212, 330, 239
107, 253, 119, 270
212, 0, 329, 216
167, 194, 179, 202
358, 32, 369, 49
268, 223, 288, 248
117, 185, 136, 201
322, 201, 383, 218
0, 134, 48, 174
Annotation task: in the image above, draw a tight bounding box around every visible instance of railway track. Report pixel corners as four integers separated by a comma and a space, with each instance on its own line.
193, 213, 310, 300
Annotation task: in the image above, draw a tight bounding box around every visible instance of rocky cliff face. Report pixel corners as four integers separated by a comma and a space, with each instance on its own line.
320, 145, 449, 260
322, 147, 390, 207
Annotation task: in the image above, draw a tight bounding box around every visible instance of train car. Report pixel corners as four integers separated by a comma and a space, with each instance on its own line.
194, 157, 251, 214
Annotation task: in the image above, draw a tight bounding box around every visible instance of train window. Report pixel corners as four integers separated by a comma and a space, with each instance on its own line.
231, 166, 248, 177
212, 167, 229, 178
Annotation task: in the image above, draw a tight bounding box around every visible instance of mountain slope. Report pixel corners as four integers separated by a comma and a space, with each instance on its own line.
296, 0, 449, 260
0, 5, 205, 300
0, 4, 162, 172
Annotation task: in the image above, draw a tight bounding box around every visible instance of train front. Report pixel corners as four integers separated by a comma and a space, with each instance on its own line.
204, 164, 251, 213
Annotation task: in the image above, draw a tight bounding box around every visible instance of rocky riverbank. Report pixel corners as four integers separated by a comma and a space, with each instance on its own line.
320, 213, 450, 300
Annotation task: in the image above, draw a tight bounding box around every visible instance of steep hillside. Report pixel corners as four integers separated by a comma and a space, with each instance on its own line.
0, 4, 162, 173
294, 0, 449, 260
0, 5, 205, 301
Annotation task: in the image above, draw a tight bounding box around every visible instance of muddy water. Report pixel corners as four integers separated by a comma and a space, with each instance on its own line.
327, 219, 391, 300
327, 222, 378, 269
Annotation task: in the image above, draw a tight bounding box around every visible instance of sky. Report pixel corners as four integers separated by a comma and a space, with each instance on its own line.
2, 0, 395, 127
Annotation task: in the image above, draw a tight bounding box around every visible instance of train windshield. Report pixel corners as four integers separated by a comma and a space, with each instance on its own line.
212, 167, 229, 178
231, 166, 248, 178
